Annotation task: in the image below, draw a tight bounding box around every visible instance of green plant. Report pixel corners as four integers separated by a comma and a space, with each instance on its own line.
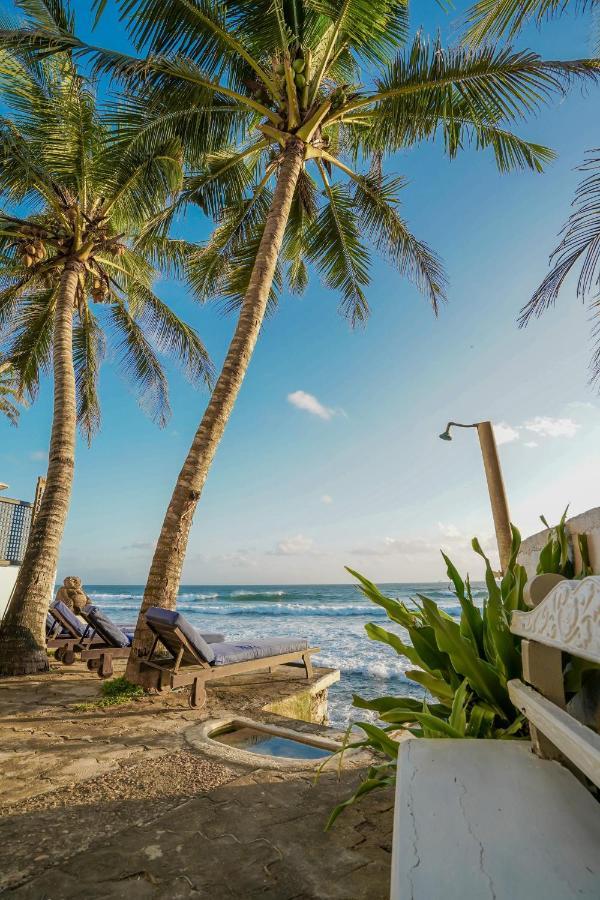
537, 506, 592, 578
73, 676, 144, 710
327, 525, 529, 826
329, 509, 597, 825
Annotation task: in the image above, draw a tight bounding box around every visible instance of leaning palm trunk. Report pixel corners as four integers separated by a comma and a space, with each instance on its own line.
126, 139, 305, 673
0, 261, 80, 676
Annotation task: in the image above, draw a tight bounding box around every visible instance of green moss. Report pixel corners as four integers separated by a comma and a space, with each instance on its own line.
266, 689, 322, 723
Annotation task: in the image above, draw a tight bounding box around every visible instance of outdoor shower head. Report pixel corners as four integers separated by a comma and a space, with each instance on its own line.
439, 421, 479, 442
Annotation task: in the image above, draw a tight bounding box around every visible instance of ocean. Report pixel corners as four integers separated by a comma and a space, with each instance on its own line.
85, 582, 486, 727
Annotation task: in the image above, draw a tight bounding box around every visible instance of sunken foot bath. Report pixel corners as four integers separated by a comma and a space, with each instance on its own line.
186, 717, 365, 771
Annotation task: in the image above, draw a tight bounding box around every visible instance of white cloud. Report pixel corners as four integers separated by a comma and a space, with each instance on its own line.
352, 536, 435, 557
287, 390, 334, 420
211, 550, 257, 568
321, 494, 333, 505
438, 522, 462, 539
122, 540, 153, 552
492, 415, 582, 446
29, 450, 46, 462
493, 422, 520, 445
352, 528, 497, 562
270, 534, 316, 556
567, 401, 595, 410
523, 416, 580, 439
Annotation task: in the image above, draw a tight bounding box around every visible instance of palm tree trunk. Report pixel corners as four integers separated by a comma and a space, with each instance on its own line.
0, 260, 80, 676
126, 138, 306, 676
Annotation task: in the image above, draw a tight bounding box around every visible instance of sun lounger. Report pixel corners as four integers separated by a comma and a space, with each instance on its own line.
46, 600, 102, 662
78, 605, 225, 679
132, 606, 319, 708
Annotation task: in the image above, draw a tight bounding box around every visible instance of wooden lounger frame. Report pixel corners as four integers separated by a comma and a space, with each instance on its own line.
79, 644, 130, 678
133, 620, 319, 708
76, 610, 131, 678
47, 605, 100, 664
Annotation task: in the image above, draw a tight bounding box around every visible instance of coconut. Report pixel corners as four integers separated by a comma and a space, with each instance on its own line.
295, 73, 306, 89
292, 58, 305, 73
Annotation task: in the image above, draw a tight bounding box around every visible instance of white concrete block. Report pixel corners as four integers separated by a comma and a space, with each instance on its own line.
391, 739, 600, 900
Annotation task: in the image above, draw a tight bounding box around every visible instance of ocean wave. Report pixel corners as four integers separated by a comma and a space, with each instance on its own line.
87, 596, 463, 624
322, 659, 410, 680
229, 590, 286, 599
176, 601, 394, 618
176, 601, 462, 619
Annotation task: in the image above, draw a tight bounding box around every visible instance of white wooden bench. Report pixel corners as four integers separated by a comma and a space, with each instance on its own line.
390, 574, 600, 900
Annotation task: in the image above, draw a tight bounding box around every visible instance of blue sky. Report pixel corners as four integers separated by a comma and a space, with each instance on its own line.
1, 1, 599, 584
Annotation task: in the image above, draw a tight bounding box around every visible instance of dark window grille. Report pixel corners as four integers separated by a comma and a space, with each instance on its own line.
0, 499, 33, 564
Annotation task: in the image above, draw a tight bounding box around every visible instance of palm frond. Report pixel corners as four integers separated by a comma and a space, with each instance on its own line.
309, 0, 409, 67
125, 283, 213, 387
13, 0, 75, 35
215, 220, 283, 315
0, 361, 23, 425
184, 141, 268, 217
519, 151, 600, 383
73, 304, 105, 443
5, 287, 55, 400
104, 0, 279, 97
107, 299, 171, 427
187, 187, 274, 301
283, 169, 318, 294
335, 35, 599, 136
352, 172, 447, 313
308, 175, 370, 325
463, 0, 596, 46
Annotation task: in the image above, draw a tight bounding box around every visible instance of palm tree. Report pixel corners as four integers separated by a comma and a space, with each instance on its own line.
0, 362, 22, 425
6, 0, 596, 670
0, 1, 212, 676
464, 0, 600, 382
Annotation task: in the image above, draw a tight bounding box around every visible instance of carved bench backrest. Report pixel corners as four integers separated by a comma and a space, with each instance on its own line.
508, 575, 600, 788
512, 575, 600, 663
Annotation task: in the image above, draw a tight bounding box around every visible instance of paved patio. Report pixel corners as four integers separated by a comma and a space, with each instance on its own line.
1, 659, 394, 898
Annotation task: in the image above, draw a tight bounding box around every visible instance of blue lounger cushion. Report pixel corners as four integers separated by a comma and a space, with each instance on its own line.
196, 633, 224, 644
46, 613, 70, 639
210, 638, 309, 667
83, 605, 132, 648
145, 607, 219, 664
51, 600, 86, 637
46, 612, 57, 635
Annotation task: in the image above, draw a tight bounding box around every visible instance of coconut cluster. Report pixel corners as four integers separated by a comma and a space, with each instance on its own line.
17, 226, 46, 267
12, 206, 128, 311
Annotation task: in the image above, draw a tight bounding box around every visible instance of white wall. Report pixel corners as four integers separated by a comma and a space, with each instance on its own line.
0, 565, 19, 619
519, 506, 600, 577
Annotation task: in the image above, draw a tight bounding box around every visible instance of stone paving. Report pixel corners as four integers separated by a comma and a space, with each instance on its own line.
1, 659, 394, 899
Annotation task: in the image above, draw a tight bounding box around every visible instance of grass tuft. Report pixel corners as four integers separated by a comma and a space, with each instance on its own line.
74, 676, 144, 711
